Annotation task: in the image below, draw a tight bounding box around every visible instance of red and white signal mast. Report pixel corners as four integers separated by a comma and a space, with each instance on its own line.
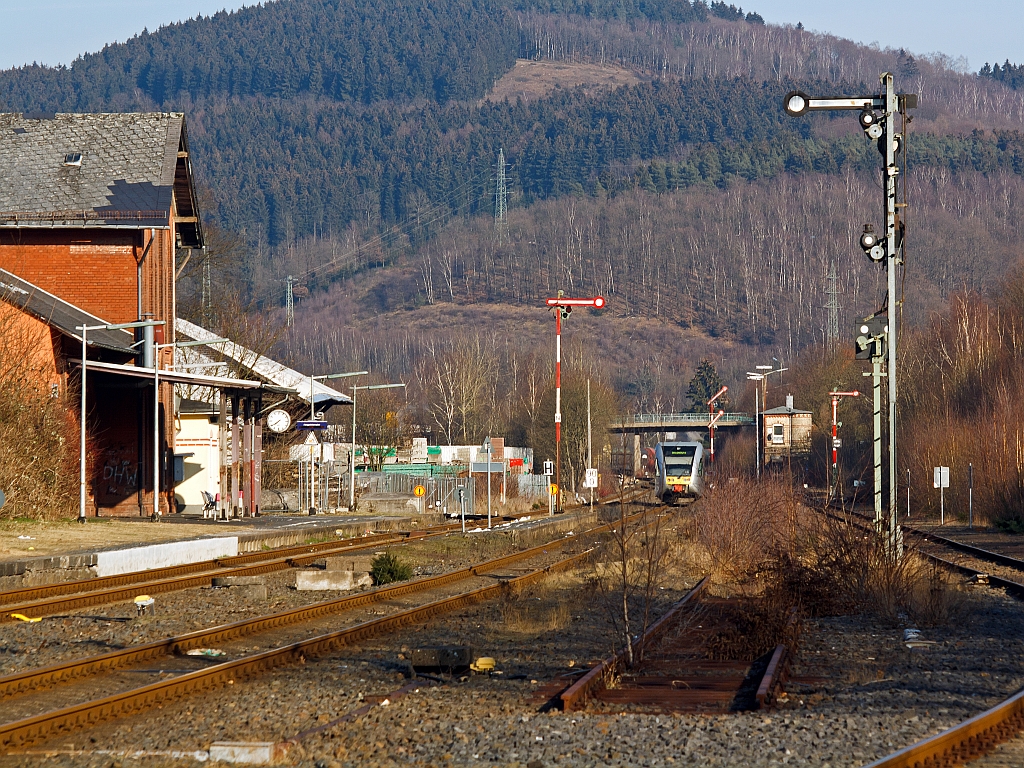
544, 293, 605, 513
707, 385, 728, 463
828, 390, 860, 496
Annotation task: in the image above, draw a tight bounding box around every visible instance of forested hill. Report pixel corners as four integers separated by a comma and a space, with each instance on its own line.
0, 0, 757, 111
0, 0, 1021, 257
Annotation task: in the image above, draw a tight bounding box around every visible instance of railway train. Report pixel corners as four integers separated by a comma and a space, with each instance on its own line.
654, 441, 706, 503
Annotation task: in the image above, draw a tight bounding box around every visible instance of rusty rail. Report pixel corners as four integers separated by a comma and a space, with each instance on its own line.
0, 534, 604, 750
863, 688, 1024, 768
560, 575, 709, 712
754, 645, 788, 709
0, 510, 658, 700
0, 528, 457, 611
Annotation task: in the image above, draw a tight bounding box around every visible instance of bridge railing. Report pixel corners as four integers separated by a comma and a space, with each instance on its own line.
611, 412, 755, 426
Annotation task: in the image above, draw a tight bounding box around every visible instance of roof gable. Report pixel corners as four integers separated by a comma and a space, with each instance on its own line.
0, 113, 203, 246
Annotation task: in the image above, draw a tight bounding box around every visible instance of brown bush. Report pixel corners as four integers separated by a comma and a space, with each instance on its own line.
0, 304, 78, 520
693, 477, 798, 590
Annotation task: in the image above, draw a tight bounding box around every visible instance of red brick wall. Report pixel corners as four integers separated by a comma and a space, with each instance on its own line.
0, 226, 175, 329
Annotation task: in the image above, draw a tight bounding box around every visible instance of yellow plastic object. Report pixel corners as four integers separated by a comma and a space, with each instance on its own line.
134, 595, 153, 604
470, 657, 496, 673
10, 613, 41, 623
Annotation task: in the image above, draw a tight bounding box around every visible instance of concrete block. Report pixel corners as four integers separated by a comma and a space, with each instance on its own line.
234, 584, 268, 600
295, 569, 372, 591
208, 741, 291, 764
94, 537, 238, 577
325, 555, 374, 572
211, 575, 265, 587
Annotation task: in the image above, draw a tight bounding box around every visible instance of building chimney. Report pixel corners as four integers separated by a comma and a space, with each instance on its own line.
786, 394, 794, 410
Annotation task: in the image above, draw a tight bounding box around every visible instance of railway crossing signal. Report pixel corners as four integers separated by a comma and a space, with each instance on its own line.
785, 74, 915, 559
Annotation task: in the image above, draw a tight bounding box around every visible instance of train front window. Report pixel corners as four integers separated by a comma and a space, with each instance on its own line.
665, 459, 693, 475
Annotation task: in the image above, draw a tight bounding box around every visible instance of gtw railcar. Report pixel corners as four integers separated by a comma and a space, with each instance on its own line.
654, 442, 706, 504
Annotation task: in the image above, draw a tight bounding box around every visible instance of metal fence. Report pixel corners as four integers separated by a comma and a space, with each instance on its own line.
357, 472, 475, 517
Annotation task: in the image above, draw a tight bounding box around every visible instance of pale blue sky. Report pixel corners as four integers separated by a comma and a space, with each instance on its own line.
0, 0, 1021, 73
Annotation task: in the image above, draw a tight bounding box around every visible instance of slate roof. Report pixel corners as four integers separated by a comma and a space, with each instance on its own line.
762, 405, 813, 415
0, 268, 136, 353
0, 112, 203, 246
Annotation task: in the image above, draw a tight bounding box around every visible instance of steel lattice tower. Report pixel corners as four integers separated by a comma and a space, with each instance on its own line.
825, 260, 840, 351
201, 253, 212, 325
495, 148, 508, 241
286, 275, 295, 328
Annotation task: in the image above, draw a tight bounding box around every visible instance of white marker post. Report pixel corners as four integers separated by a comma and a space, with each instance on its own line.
933, 466, 950, 525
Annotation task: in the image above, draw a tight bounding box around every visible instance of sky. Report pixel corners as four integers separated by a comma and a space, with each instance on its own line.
0, 0, 1021, 73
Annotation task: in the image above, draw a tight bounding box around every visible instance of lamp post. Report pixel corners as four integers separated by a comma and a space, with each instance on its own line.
349, 382, 406, 511
543, 293, 605, 514
828, 390, 860, 501
152, 338, 228, 521
746, 365, 787, 479
307, 370, 367, 514
76, 320, 164, 524
707, 385, 728, 465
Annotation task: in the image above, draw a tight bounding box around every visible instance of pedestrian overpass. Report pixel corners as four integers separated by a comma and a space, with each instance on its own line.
608, 412, 755, 433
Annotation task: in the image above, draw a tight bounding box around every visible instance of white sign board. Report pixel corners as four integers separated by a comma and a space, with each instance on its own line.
584, 468, 599, 489
543, 460, 554, 477
933, 466, 949, 489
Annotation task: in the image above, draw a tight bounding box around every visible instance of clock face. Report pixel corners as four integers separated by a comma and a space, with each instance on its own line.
267, 409, 291, 433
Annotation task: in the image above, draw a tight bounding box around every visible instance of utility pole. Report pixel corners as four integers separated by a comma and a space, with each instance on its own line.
785, 75, 914, 559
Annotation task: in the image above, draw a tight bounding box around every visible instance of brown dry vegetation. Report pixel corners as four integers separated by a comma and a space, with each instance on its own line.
484, 59, 641, 104
691, 479, 965, 628
0, 304, 78, 521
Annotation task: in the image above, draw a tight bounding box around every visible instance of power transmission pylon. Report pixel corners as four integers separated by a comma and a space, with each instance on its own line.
286, 275, 295, 328
495, 148, 508, 242
825, 260, 840, 352
201, 252, 212, 326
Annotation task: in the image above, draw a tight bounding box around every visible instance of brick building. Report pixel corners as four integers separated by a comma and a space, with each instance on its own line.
0, 112, 204, 517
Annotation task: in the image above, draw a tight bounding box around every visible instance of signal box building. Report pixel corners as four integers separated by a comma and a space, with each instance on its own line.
762, 395, 813, 466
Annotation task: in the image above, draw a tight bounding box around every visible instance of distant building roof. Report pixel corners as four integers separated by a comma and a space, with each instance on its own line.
0, 267, 135, 353
0, 112, 202, 246
175, 318, 352, 408
762, 405, 813, 416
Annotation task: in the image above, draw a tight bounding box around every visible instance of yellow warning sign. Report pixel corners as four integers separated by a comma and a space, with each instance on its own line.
549, 484, 558, 496
414, 485, 426, 497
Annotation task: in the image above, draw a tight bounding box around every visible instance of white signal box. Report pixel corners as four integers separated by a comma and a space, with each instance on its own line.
933, 466, 949, 489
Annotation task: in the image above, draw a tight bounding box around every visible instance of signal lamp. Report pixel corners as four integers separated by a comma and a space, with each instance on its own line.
866, 123, 883, 139
859, 110, 876, 128
783, 91, 809, 117
859, 226, 878, 250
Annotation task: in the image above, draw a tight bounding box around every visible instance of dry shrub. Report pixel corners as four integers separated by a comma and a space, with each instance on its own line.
693, 477, 797, 590
760, 510, 966, 627
0, 303, 78, 520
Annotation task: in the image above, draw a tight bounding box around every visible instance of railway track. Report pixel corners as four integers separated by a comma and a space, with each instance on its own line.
555, 576, 797, 714
0, 488, 653, 623
0, 505, 666, 752
0, 527, 453, 623
822, 508, 1024, 767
